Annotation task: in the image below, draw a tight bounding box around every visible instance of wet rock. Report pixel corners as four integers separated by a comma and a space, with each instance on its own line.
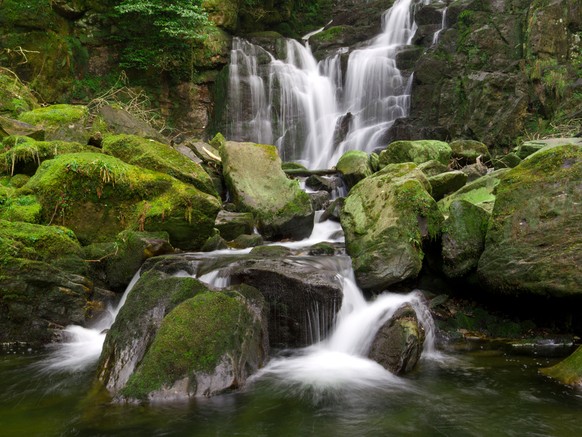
231, 233, 263, 249
215, 210, 255, 241
368, 304, 425, 375
309, 190, 331, 211
336, 150, 373, 190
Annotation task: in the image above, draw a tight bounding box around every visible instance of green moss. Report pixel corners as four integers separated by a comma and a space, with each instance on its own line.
0, 69, 39, 117
540, 345, 582, 386
310, 26, 351, 43
18, 104, 88, 127
102, 134, 217, 197
379, 140, 452, 167
0, 194, 42, 223
121, 290, 251, 399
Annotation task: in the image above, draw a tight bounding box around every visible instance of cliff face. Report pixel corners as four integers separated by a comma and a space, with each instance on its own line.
0, 0, 579, 144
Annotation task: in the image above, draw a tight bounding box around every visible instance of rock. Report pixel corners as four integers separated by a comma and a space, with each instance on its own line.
97, 269, 210, 396
220, 141, 314, 240
441, 200, 490, 278
102, 134, 218, 197
0, 115, 44, 140
477, 144, 582, 296
368, 304, 425, 375
438, 169, 510, 217
514, 138, 582, 160
119, 284, 268, 402
98, 105, 166, 143
231, 233, 263, 249
0, 191, 41, 223
336, 150, 373, 190
215, 210, 255, 241
202, 0, 240, 32
249, 245, 291, 258
418, 159, 449, 177
320, 197, 344, 222
308, 190, 331, 211
308, 242, 336, 256
494, 152, 522, 169
449, 139, 491, 165
460, 162, 488, 182
341, 163, 443, 290
222, 255, 344, 347
379, 140, 451, 167
540, 345, 582, 387
201, 231, 229, 252
23, 152, 220, 249
427, 170, 468, 201
0, 220, 91, 345
305, 174, 342, 192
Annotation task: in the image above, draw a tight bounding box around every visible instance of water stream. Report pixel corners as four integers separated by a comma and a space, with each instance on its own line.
226, 0, 425, 169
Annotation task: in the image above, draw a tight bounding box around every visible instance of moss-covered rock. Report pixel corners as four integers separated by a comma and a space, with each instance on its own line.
540, 345, 582, 387
231, 233, 263, 249
418, 159, 449, 177
0, 136, 98, 176
220, 141, 314, 240
341, 163, 443, 290
379, 140, 452, 167
336, 150, 373, 190
441, 200, 490, 278
0, 68, 39, 117
215, 210, 255, 241
477, 144, 582, 296
427, 170, 468, 201
102, 134, 217, 197
97, 268, 210, 395
203, 0, 239, 32
494, 152, 522, 169
449, 139, 491, 165
120, 285, 268, 401
0, 115, 44, 140
0, 193, 41, 223
438, 169, 510, 217
22, 152, 220, 249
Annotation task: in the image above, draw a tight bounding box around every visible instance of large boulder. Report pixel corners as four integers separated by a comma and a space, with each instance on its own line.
477, 144, 582, 296
21, 152, 220, 249
341, 163, 443, 290
441, 199, 490, 278
113, 283, 268, 401
368, 304, 425, 375
0, 220, 92, 345
336, 150, 373, 190
379, 140, 451, 167
220, 141, 313, 240
427, 170, 468, 201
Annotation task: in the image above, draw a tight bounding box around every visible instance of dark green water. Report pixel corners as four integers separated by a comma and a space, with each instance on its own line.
1, 349, 581, 437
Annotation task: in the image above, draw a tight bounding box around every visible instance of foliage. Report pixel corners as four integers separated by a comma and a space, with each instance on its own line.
113, 0, 210, 77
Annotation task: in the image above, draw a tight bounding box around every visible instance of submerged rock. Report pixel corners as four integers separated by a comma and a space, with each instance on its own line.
220, 141, 314, 240
368, 304, 425, 375
341, 163, 443, 290
477, 144, 582, 296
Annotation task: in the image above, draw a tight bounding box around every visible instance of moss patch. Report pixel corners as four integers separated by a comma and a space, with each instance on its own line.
540, 345, 582, 386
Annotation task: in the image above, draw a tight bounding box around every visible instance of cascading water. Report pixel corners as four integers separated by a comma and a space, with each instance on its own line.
226, 0, 426, 169
432, 5, 448, 45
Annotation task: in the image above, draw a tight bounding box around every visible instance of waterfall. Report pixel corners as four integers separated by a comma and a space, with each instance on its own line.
432, 5, 448, 45
38, 272, 141, 372
226, 0, 423, 169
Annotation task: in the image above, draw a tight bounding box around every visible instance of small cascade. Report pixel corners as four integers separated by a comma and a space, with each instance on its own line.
432, 6, 448, 45
225, 0, 424, 169
39, 272, 141, 372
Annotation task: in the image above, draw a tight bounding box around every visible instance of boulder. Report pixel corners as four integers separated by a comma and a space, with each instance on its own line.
418, 159, 448, 177
449, 139, 491, 165
460, 162, 489, 182
427, 170, 468, 201
119, 285, 268, 402
22, 152, 220, 249
97, 269, 211, 395
477, 144, 582, 296
336, 150, 373, 190
0, 115, 44, 140
341, 163, 443, 290
513, 138, 582, 160
438, 169, 510, 217
379, 140, 451, 167
441, 200, 490, 278
0, 69, 39, 117
308, 190, 331, 211
97, 105, 166, 143
220, 141, 313, 240
215, 210, 255, 241
540, 345, 582, 387
231, 233, 263, 249
102, 134, 218, 197
368, 304, 425, 375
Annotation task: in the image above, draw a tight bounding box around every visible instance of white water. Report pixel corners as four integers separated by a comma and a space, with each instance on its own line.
432, 5, 448, 45
39, 272, 141, 372
226, 0, 423, 169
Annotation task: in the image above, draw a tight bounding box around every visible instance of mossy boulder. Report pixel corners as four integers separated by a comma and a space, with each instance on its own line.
215, 210, 255, 241
18, 104, 102, 143
0, 115, 44, 140
449, 140, 491, 165
0, 136, 98, 176
494, 152, 522, 169
220, 141, 314, 240
0, 193, 41, 223
513, 138, 582, 160
102, 134, 217, 197
477, 145, 582, 296
341, 163, 444, 290
0, 220, 91, 344
97, 106, 165, 143
379, 140, 452, 167
540, 345, 582, 387
441, 200, 490, 278
97, 268, 210, 395
0, 69, 39, 117
336, 150, 373, 190
438, 169, 510, 217
427, 170, 468, 201
119, 285, 268, 401
22, 152, 220, 249
418, 159, 448, 177
231, 233, 263, 249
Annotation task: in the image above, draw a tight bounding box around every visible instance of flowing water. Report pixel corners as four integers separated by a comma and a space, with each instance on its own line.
226, 0, 425, 169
